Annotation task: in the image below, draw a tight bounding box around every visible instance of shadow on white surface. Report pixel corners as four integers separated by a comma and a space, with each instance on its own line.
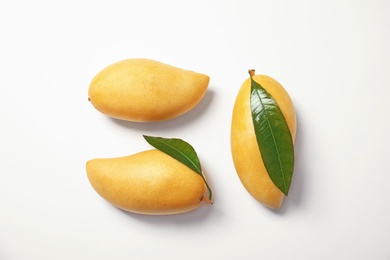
116, 202, 217, 226
107, 89, 215, 134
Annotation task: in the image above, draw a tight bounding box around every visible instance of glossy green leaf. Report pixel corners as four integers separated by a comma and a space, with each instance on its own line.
143, 135, 212, 201
249, 71, 294, 195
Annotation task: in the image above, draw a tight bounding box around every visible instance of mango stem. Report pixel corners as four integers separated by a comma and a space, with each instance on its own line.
249, 69, 255, 77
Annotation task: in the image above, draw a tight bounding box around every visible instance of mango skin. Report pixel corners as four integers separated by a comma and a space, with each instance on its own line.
88, 58, 209, 122
231, 74, 296, 209
86, 149, 207, 215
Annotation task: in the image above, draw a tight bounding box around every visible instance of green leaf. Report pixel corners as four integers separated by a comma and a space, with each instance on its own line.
249, 71, 294, 195
143, 135, 212, 201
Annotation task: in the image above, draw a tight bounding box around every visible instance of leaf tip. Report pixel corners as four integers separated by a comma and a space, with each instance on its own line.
279, 180, 291, 196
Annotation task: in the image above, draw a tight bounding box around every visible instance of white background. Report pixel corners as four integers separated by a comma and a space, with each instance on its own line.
1, 1, 390, 259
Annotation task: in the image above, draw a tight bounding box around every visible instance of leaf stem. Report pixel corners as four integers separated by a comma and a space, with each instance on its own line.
201, 171, 213, 203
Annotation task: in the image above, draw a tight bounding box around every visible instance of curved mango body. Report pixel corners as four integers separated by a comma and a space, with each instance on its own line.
86, 149, 207, 215
88, 58, 209, 122
231, 74, 296, 209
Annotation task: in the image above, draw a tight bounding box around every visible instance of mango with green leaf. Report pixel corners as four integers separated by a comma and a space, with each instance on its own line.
86, 136, 212, 215
231, 70, 296, 209
88, 58, 209, 122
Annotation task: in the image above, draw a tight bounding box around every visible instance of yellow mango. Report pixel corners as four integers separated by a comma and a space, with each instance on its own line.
231, 74, 296, 209
86, 149, 210, 215
88, 58, 209, 122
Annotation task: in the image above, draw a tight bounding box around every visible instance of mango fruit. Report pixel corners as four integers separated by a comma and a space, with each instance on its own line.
88, 58, 209, 122
231, 74, 296, 209
86, 149, 210, 215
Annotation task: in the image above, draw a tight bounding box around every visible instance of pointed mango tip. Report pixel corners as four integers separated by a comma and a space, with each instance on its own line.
202, 196, 213, 205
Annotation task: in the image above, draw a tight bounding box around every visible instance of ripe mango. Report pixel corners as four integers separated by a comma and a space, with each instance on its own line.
88, 58, 209, 122
231, 74, 296, 209
86, 149, 209, 215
